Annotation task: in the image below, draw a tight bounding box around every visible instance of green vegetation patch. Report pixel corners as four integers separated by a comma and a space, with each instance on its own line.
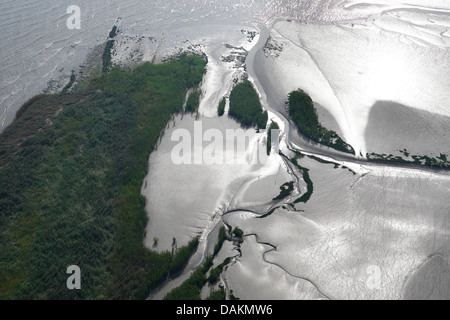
169, 237, 200, 276
367, 151, 450, 169
217, 97, 226, 117
287, 90, 354, 155
185, 90, 201, 113
290, 156, 314, 204
163, 267, 206, 300
208, 257, 232, 284
232, 227, 244, 240
273, 181, 295, 201
267, 121, 280, 155
0, 54, 207, 299
163, 226, 231, 301
229, 81, 267, 129
207, 286, 227, 300
213, 226, 227, 256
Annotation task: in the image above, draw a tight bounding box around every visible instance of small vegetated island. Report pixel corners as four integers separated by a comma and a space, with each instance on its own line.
228, 80, 268, 129
0, 42, 209, 299
185, 89, 201, 113
287, 89, 355, 155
